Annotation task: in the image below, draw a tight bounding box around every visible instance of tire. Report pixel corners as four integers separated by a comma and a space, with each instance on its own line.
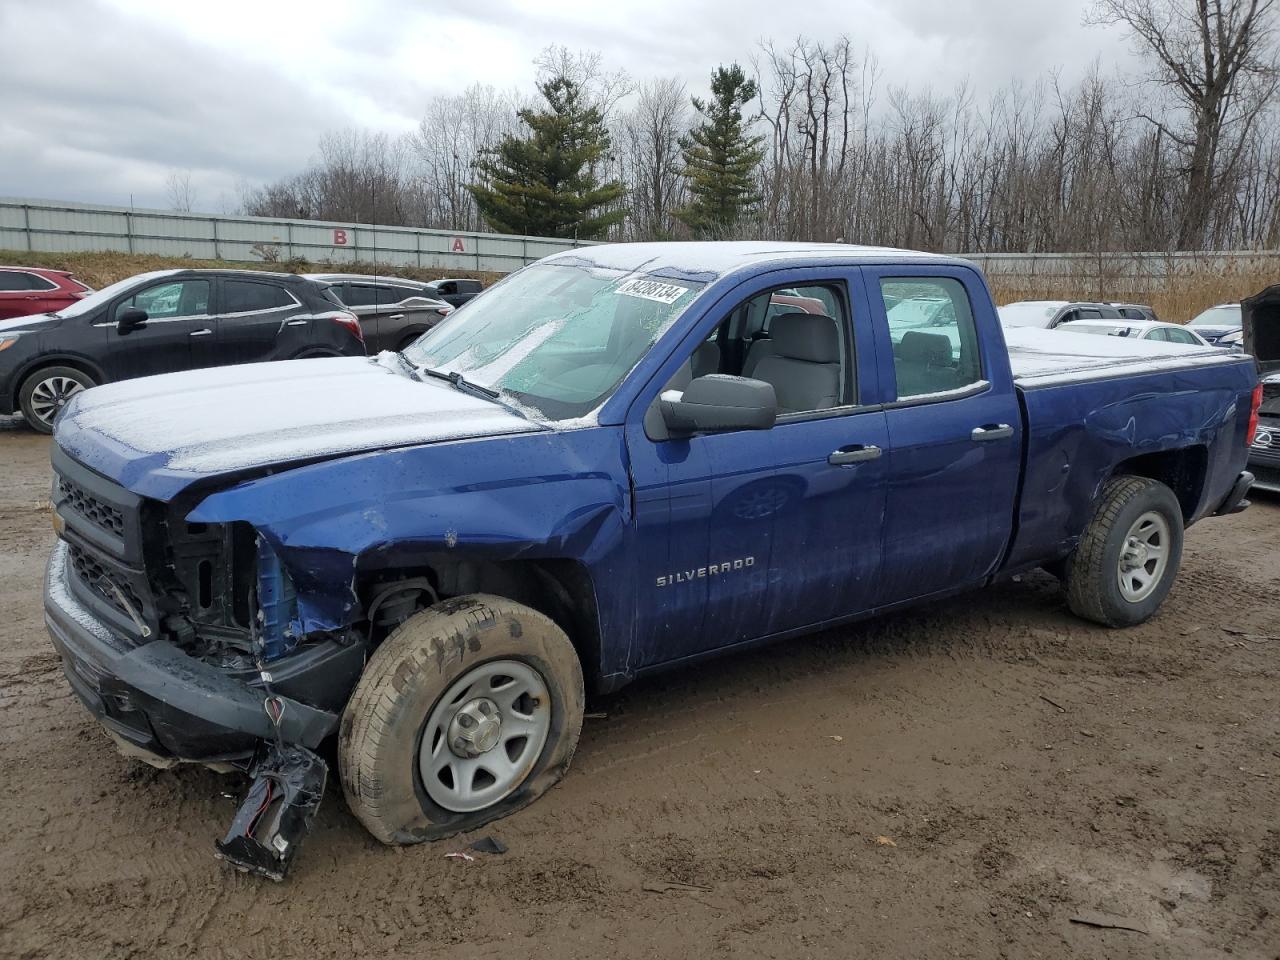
339, 594, 585, 845
18, 365, 96, 434
1063, 475, 1184, 627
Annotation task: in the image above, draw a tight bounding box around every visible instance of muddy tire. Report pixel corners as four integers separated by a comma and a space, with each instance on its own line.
18, 365, 95, 434
1064, 475, 1184, 627
338, 594, 584, 845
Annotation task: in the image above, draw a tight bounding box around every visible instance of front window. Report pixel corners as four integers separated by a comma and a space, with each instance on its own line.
998, 302, 1063, 328
404, 263, 704, 420
53, 271, 178, 318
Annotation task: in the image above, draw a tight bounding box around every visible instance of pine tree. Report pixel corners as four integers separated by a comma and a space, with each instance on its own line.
467, 77, 625, 239
676, 65, 765, 237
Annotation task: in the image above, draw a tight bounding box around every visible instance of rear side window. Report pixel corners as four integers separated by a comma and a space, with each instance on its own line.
223, 280, 295, 313
0, 271, 47, 291
1164, 327, 1199, 345
341, 285, 379, 307
458, 280, 482, 293
881, 277, 983, 400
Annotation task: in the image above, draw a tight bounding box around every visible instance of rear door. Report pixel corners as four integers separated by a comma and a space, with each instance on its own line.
101, 277, 211, 380
213, 278, 304, 364
0, 271, 53, 320
861, 265, 1023, 606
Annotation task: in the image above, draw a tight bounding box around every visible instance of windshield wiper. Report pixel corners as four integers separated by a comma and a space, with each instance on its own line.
392, 351, 422, 382
420, 365, 501, 399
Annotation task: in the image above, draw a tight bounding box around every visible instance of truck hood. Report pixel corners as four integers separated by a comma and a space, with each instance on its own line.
55, 356, 545, 501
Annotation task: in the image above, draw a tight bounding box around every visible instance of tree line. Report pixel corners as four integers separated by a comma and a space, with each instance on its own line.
242, 0, 1280, 253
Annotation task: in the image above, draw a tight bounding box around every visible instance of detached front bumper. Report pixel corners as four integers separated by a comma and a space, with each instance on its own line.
44, 541, 343, 766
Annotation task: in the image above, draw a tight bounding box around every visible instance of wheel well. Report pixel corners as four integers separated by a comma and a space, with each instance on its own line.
358, 557, 603, 690
1112, 446, 1207, 520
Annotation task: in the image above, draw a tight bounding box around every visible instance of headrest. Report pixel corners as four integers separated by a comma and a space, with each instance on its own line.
769, 313, 840, 363
898, 331, 952, 366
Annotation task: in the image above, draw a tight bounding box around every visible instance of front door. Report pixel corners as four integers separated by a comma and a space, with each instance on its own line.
862, 266, 1023, 606
627, 269, 889, 669
101, 277, 211, 381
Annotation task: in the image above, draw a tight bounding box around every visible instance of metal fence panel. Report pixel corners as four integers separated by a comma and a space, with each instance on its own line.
0, 197, 598, 272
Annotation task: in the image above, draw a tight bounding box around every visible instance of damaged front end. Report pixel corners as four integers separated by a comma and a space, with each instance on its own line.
45, 447, 367, 879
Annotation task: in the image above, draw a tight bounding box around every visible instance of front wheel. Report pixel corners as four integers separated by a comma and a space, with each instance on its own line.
18, 365, 96, 434
1064, 475, 1184, 627
338, 594, 584, 844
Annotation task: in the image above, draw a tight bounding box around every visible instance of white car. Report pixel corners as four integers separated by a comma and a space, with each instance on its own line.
1056, 318, 1211, 347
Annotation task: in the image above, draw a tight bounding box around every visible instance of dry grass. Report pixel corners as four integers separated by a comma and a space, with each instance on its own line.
985, 254, 1278, 323
0, 250, 502, 290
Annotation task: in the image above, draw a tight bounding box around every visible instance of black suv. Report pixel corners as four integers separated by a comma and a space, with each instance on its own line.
304, 273, 455, 351
0, 269, 365, 432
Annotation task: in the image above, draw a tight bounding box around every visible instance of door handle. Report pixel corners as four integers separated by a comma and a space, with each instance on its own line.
189, 328, 213, 337
828, 444, 882, 465
286, 318, 309, 326
971, 424, 1014, 441
385, 314, 404, 322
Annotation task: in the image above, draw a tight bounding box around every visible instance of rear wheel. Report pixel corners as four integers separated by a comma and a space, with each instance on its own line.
339, 594, 584, 844
18, 365, 95, 433
1063, 475, 1184, 626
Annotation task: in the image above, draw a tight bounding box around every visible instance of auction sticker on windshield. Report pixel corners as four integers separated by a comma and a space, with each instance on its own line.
615, 277, 689, 304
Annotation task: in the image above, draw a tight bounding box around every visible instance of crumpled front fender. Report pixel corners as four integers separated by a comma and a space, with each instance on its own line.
186, 428, 632, 635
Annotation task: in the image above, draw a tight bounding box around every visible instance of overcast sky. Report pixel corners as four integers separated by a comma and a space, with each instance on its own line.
0, 0, 1133, 211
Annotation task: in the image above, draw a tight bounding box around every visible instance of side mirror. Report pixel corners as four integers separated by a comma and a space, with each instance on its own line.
660, 375, 777, 436
116, 307, 148, 335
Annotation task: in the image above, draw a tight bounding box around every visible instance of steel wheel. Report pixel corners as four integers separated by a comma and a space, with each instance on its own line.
1116, 509, 1170, 602
28, 375, 87, 427
418, 659, 551, 813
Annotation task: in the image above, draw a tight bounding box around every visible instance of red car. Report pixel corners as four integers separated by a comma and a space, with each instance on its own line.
0, 267, 93, 321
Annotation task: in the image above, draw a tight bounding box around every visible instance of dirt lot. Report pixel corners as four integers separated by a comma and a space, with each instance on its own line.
1, 419, 1277, 960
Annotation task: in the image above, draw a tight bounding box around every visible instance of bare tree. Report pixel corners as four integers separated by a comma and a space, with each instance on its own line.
619, 77, 688, 239
164, 169, 198, 212
1089, 0, 1280, 247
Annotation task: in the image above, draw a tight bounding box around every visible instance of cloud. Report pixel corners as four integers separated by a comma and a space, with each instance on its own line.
0, 0, 1132, 210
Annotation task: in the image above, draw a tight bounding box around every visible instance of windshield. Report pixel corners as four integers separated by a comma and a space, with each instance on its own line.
403, 262, 704, 420
54, 271, 176, 318
1189, 304, 1242, 329
998, 302, 1064, 328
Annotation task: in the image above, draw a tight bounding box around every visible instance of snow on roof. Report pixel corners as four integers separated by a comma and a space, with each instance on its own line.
543, 241, 962, 280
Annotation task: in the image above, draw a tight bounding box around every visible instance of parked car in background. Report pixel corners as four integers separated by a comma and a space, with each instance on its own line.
998, 300, 1125, 329
1111, 302, 1160, 322
1187, 304, 1243, 344
0, 269, 364, 432
1058, 318, 1211, 346
421, 277, 484, 307
0, 267, 93, 321
1219, 329, 1246, 351
304, 273, 454, 352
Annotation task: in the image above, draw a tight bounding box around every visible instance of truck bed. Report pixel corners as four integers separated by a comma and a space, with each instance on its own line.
1004, 327, 1240, 388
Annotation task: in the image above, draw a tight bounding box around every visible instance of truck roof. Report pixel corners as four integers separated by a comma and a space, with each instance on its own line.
544, 241, 965, 280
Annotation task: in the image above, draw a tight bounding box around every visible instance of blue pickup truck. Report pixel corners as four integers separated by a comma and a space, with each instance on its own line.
44, 242, 1261, 878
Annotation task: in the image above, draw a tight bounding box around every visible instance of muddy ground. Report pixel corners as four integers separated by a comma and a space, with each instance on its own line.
1, 417, 1277, 960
